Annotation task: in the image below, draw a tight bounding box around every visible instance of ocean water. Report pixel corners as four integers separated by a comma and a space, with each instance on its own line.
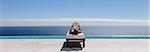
0, 26, 149, 39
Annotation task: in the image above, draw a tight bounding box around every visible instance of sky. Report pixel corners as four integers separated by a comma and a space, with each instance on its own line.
0, 0, 149, 26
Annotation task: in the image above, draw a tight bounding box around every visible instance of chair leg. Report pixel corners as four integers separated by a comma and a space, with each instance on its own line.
66, 40, 69, 47
83, 41, 85, 47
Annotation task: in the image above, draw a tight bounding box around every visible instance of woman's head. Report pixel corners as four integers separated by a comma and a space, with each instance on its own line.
72, 22, 80, 26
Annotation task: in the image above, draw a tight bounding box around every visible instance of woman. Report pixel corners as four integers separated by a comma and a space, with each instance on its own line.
69, 22, 81, 35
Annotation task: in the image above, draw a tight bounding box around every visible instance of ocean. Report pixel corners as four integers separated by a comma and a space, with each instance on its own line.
0, 26, 149, 39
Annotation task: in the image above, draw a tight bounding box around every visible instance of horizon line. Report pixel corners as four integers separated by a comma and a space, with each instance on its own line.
0, 18, 149, 26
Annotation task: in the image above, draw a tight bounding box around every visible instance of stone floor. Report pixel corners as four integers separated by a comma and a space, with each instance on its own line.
0, 39, 149, 52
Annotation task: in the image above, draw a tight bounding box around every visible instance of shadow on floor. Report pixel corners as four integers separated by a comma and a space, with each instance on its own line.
60, 42, 83, 51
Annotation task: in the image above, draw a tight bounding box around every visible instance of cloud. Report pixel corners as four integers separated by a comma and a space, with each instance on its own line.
0, 18, 149, 26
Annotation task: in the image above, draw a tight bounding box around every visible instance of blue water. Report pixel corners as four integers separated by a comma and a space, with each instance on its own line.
0, 26, 68, 36
0, 26, 149, 39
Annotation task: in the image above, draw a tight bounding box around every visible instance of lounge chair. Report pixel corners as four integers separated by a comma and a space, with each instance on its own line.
65, 22, 85, 47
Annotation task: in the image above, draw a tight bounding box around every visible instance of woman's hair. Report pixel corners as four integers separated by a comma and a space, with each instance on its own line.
72, 22, 79, 26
